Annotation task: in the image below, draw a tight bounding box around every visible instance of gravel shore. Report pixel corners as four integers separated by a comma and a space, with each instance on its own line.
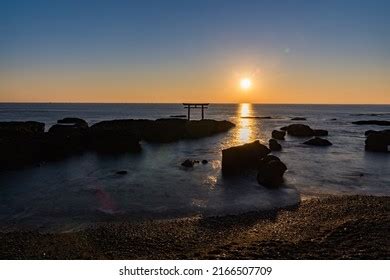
1, 195, 389, 259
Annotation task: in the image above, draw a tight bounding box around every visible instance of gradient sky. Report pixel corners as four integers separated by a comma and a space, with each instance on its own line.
1, 0, 389, 104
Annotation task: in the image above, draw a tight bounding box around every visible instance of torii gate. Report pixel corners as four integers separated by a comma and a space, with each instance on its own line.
183, 103, 209, 120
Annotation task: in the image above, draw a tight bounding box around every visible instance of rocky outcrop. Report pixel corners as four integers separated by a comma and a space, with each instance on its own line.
272, 130, 286, 140
257, 155, 287, 188
365, 130, 390, 152
352, 120, 390, 126
303, 137, 332, 146
181, 159, 195, 168
0, 121, 45, 169
281, 124, 328, 137
269, 139, 282, 151
222, 140, 270, 174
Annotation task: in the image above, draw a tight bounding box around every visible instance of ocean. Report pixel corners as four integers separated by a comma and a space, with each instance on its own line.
0, 103, 389, 231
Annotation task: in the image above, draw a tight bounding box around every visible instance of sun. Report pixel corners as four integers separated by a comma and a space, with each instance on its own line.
240, 78, 252, 90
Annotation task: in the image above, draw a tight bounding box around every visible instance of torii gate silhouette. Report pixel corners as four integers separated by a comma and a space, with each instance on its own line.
183, 103, 209, 120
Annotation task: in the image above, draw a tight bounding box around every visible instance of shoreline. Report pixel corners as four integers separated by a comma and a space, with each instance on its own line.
1, 194, 388, 259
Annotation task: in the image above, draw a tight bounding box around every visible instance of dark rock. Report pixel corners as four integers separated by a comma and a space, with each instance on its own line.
89, 121, 141, 153
272, 130, 286, 140
181, 159, 195, 168
0, 121, 46, 169
330, 118, 337, 121
313, 129, 328, 136
116, 170, 128, 175
291, 117, 306, 121
269, 139, 282, 151
201, 160, 208, 164
280, 126, 288, 131
169, 115, 186, 118
365, 130, 390, 152
352, 120, 390, 126
257, 156, 287, 188
57, 117, 88, 128
283, 124, 314, 137
303, 137, 332, 146
222, 140, 271, 174
364, 130, 390, 136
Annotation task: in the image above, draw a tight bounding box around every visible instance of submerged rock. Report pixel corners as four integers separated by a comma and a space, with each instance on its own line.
181, 159, 195, 168
352, 120, 390, 126
291, 117, 306, 121
281, 124, 328, 138
272, 130, 286, 140
201, 160, 208, 164
222, 140, 270, 174
303, 137, 332, 146
116, 170, 128, 175
365, 130, 390, 152
269, 139, 282, 151
257, 155, 287, 188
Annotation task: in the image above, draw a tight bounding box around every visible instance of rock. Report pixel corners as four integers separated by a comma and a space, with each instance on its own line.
364, 130, 390, 136
181, 159, 195, 167
330, 118, 337, 121
352, 120, 390, 126
313, 129, 328, 136
116, 170, 128, 175
280, 126, 288, 131
222, 140, 271, 174
272, 130, 286, 140
283, 124, 314, 137
169, 115, 186, 118
201, 160, 208, 164
303, 137, 332, 146
257, 156, 287, 187
365, 130, 390, 152
57, 117, 88, 128
269, 139, 282, 151
89, 121, 141, 153
0, 121, 45, 169
291, 117, 306, 121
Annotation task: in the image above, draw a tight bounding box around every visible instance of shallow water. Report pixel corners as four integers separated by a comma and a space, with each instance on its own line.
0, 103, 389, 231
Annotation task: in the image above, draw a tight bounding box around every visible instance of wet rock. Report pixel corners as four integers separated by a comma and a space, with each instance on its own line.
364, 130, 390, 136
303, 137, 332, 146
269, 139, 282, 151
365, 130, 390, 152
283, 124, 314, 137
313, 129, 328, 136
201, 160, 208, 164
257, 155, 287, 188
89, 121, 141, 153
291, 117, 306, 121
116, 170, 128, 175
57, 117, 88, 128
181, 159, 195, 168
222, 140, 271, 174
272, 130, 286, 140
0, 121, 45, 169
352, 120, 390, 126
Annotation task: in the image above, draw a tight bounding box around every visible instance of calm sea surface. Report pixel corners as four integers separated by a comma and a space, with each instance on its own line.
0, 103, 389, 231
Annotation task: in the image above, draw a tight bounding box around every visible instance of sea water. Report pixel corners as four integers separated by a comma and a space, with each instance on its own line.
0, 103, 389, 231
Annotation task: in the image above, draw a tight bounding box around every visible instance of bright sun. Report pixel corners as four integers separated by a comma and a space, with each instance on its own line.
240, 78, 252, 90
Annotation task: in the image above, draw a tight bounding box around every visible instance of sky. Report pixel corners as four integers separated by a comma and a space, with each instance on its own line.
0, 0, 389, 104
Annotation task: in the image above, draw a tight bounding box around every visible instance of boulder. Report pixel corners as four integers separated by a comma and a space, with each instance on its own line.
57, 117, 88, 128
352, 120, 390, 126
89, 122, 141, 153
269, 139, 282, 151
313, 129, 328, 136
257, 155, 287, 188
222, 140, 270, 174
272, 130, 286, 140
181, 159, 195, 167
303, 137, 332, 146
283, 124, 314, 137
0, 121, 45, 169
201, 159, 208, 164
365, 130, 390, 152
291, 117, 306, 121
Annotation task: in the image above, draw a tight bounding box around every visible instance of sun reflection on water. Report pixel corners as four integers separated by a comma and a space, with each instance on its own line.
236, 103, 257, 144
